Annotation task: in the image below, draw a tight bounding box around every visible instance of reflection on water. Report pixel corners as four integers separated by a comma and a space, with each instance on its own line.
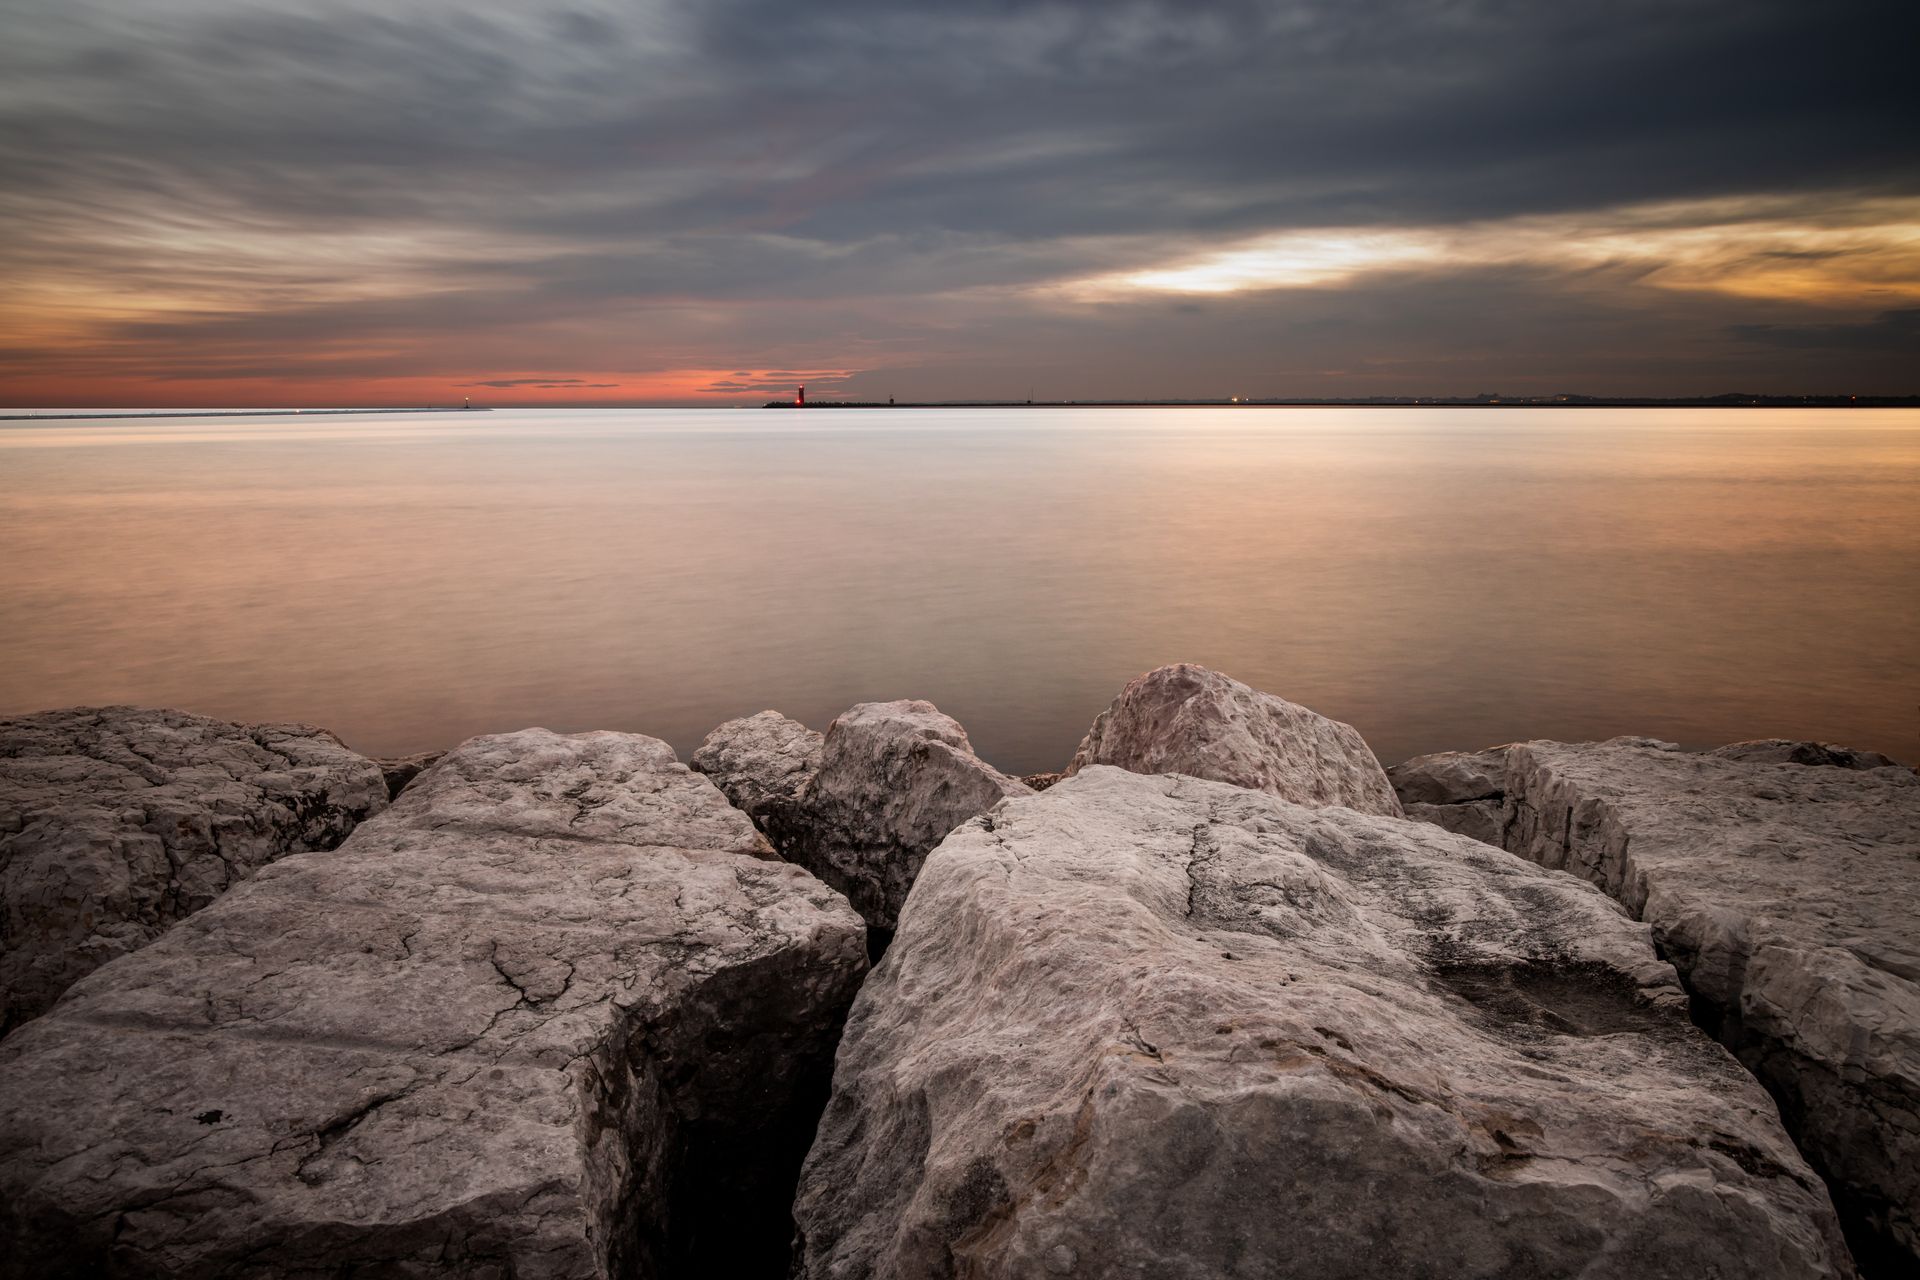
2, 407, 1916, 772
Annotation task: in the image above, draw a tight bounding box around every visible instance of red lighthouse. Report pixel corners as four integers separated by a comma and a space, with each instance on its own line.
796, 385, 805, 407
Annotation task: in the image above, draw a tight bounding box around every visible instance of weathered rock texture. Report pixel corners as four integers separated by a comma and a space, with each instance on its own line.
1066, 664, 1402, 817
0, 728, 866, 1279
1709, 739, 1902, 771
762, 701, 1029, 932
0, 706, 389, 1037
1500, 738, 1920, 1276
1388, 746, 1512, 845
690, 710, 824, 836
794, 766, 1852, 1280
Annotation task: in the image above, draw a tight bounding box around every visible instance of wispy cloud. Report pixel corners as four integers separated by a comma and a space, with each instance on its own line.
1061, 197, 1920, 303
1, 0, 1915, 403
462, 378, 622, 389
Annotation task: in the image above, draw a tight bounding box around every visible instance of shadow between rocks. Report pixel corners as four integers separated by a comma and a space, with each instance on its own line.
595, 951, 861, 1279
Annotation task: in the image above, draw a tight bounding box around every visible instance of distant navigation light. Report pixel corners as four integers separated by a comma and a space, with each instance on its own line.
797, 385, 805, 407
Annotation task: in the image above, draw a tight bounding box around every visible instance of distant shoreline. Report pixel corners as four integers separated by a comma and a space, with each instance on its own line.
0, 407, 492, 422
764, 394, 1920, 409
5, 397, 1915, 420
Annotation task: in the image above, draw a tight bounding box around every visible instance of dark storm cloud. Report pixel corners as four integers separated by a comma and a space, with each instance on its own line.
2, 0, 1916, 400
1728, 309, 1920, 353
9, 1, 1916, 247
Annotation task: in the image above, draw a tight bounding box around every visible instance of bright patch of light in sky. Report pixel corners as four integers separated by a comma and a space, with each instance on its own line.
1067, 196, 1920, 304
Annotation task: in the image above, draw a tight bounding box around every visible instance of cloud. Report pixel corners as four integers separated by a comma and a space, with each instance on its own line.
1728, 308, 1920, 352
1, 0, 1916, 402
698, 370, 858, 395
462, 378, 622, 389
1062, 196, 1920, 303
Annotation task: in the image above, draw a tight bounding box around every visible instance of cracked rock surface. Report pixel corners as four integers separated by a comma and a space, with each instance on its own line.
0, 728, 866, 1279
1065, 664, 1402, 817
0, 706, 389, 1037
1499, 738, 1920, 1276
765, 701, 1029, 933
793, 766, 1853, 1280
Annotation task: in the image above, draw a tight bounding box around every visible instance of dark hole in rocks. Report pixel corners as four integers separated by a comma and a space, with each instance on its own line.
592, 949, 861, 1279
1428, 960, 1676, 1039
193, 1109, 224, 1125
865, 926, 894, 965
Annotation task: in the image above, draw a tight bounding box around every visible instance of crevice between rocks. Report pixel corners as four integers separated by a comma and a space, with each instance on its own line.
579, 945, 862, 1279
1665, 944, 1909, 1280
1504, 789, 1909, 1280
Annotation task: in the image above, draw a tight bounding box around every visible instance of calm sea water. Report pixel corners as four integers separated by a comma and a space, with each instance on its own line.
2, 407, 1916, 773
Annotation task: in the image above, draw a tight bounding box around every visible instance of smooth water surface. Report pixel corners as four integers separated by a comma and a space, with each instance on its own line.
2, 407, 1916, 772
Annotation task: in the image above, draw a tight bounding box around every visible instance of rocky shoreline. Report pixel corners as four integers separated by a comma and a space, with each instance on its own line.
2, 665, 1914, 1278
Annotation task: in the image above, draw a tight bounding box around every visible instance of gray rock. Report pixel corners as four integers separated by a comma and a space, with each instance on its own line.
690, 709, 824, 834
794, 766, 1852, 1280
0, 728, 866, 1278
778, 700, 1030, 933
1499, 738, 1920, 1276
1065, 664, 1402, 817
371, 749, 446, 799
1389, 746, 1513, 845
1709, 739, 1902, 771
0, 706, 389, 1037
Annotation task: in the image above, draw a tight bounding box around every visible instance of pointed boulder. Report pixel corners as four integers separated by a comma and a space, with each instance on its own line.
1066, 664, 1401, 816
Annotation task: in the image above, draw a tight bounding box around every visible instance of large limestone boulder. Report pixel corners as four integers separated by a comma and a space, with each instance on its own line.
691, 709, 824, 836
1387, 746, 1512, 844
1501, 738, 1920, 1275
794, 767, 1853, 1279
1065, 664, 1402, 817
756, 700, 1029, 934
0, 729, 866, 1278
0, 706, 389, 1036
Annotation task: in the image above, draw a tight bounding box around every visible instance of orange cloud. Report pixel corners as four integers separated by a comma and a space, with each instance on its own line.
0, 368, 825, 410
1059, 195, 1920, 305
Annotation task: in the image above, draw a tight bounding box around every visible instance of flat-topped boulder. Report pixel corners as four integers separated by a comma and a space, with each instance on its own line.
0, 706, 389, 1037
0, 728, 866, 1278
690, 709, 824, 836
1387, 745, 1512, 844
1500, 738, 1920, 1275
794, 766, 1851, 1279
1065, 664, 1402, 816
741, 700, 1029, 934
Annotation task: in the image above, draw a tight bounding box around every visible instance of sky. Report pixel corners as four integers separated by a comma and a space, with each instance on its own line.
2, 0, 1917, 406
